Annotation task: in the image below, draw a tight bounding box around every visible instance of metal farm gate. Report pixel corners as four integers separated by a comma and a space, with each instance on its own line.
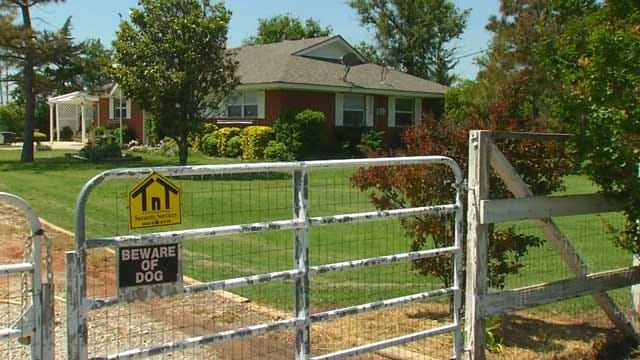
0, 193, 54, 360
66, 157, 465, 359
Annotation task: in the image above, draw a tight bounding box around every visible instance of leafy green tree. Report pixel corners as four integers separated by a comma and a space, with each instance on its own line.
112, 0, 238, 165
243, 14, 332, 45
478, 0, 596, 122
349, 0, 469, 85
538, 0, 640, 255
0, 0, 71, 162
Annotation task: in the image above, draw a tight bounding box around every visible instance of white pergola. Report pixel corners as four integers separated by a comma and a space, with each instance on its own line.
47, 91, 100, 143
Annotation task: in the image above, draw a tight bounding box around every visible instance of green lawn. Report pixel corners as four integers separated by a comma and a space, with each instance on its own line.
0, 150, 631, 313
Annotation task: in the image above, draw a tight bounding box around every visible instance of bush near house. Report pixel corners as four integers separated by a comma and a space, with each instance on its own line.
225, 135, 243, 158
217, 127, 241, 157
273, 109, 325, 160
112, 126, 138, 145
80, 135, 122, 162
264, 140, 294, 162
241, 126, 275, 160
60, 126, 74, 141
33, 132, 47, 143
0, 103, 24, 133
200, 132, 219, 157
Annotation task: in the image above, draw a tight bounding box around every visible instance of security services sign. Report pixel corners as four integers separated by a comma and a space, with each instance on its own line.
117, 243, 182, 301
128, 171, 181, 229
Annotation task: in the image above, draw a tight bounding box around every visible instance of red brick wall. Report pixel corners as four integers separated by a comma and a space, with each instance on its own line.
265, 90, 336, 144
97, 97, 144, 141
128, 102, 144, 142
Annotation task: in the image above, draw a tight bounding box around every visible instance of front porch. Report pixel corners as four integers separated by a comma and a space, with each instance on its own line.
47, 91, 99, 144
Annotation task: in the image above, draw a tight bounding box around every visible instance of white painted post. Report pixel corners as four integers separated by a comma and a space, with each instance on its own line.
55, 105, 60, 142
293, 169, 310, 359
81, 102, 86, 144
66, 251, 82, 360
49, 103, 54, 144
464, 130, 491, 360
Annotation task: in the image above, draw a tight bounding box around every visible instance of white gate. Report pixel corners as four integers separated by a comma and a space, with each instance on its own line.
66, 157, 465, 359
0, 193, 54, 360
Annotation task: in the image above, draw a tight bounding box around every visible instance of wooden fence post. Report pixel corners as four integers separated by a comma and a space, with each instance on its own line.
464, 130, 491, 360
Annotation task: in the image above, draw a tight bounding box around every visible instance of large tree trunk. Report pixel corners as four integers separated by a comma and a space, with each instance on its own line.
19, 4, 34, 163
178, 136, 189, 166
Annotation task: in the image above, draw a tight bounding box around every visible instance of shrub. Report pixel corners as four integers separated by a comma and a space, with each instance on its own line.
79, 136, 122, 162
241, 126, 275, 160
225, 136, 242, 158
60, 126, 74, 141
159, 137, 179, 157
217, 127, 241, 157
357, 130, 385, 154
0, 103, 24, 133
144, 113, 161, 145
264, 141, 294, 162
112, 126, 137, 144
200, 132, 219, 157
189, 123, 218, 152
92, 126, 107, 138
273, 109, 325, 159
33, 131, 47, 143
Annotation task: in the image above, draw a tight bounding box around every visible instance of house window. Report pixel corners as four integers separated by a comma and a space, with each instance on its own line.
343, 94, 366, 127
113, 99, 128, 119
227, 91, 258, 118
395, 98, 414, 127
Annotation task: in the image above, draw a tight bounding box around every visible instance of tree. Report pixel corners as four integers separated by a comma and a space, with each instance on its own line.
352, 75, 572, 293
242, 14, 332, 45
0, 0, 70, 162
478, 0, 597, 122
112, 0, 238, 165
349, 0, 469, 85
537, 0, 640, 255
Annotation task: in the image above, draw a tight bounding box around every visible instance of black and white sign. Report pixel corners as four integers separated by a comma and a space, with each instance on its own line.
117, 243, 182, 301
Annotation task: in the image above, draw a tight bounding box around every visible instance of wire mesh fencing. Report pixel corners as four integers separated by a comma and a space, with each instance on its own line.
71, 158, 464, 360
482, 205, 634, 359
0, 201, 38, 360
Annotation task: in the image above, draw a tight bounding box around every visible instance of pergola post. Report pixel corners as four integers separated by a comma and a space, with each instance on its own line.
55, 104, 60, 142
49, 103, 54, 144
81, 102, 86, 144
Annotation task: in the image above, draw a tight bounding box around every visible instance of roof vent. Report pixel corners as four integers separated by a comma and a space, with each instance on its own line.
341, 53, 359, 82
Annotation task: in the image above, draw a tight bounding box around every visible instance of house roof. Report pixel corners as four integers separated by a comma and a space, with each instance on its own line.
235, 36, 448, 97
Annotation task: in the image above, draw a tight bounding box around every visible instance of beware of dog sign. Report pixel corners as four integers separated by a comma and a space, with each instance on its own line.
117, 243, 182, 301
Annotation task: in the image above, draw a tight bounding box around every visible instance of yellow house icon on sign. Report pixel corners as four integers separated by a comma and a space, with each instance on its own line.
128, 172, 182, 229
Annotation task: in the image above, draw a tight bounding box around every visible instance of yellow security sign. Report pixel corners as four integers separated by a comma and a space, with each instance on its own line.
128, 172, 182, 229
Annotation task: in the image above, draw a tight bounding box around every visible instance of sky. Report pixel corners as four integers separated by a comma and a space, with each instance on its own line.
30, 0, 500, 81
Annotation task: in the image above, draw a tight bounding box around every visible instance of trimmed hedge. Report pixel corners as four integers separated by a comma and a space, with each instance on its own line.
240, 126, 275, 160
201, 132, 219, 157
33, 131, 47, 143
60, 126, 74, 141
217, 127, 241, 157
264, 140, 294, 162
273, 109, 325, 160
226, 136, 242, 158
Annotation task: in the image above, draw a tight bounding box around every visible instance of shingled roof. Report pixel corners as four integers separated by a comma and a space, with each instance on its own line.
234, 36, 448, 96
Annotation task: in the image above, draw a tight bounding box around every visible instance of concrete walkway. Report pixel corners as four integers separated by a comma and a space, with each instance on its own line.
0, 141, 84, 151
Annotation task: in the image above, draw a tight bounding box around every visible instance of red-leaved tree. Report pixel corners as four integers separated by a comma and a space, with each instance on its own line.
351, 75, 572, 290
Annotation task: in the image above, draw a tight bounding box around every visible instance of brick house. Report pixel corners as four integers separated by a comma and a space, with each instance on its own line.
49, 35, 446, 147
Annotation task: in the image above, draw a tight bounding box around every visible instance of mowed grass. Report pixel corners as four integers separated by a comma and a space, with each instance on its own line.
0, 150, 632, 313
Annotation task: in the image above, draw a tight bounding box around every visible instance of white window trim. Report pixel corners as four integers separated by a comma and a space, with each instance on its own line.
224, 91, 264, 119
336, 93, 372, 128
392, 97, 415, 128
109, 97, 131, 122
